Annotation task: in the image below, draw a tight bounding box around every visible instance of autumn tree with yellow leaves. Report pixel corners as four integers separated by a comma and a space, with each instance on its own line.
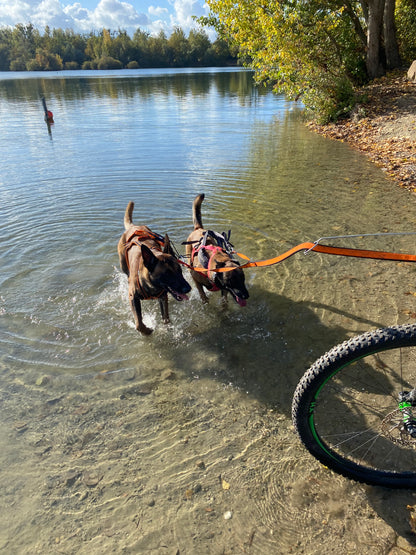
200, 0, 414, 122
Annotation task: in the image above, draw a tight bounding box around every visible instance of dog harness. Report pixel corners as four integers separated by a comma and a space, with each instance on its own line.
124, 229, 165, 253
190, 230, 238, 288
192, 244, 223, 286
123, 229, 166, 300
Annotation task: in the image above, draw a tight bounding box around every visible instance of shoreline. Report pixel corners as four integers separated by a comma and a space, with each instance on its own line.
307, 71, 416, 191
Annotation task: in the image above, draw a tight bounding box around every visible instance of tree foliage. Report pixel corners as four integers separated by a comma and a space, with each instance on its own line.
200, 0, 415, 122
396, 0, 416, 62
0, 24, 237, 72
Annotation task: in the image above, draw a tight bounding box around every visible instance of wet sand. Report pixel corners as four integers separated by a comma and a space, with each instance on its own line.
2, 327, 416, 554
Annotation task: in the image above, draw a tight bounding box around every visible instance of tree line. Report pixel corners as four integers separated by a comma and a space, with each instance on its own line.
0, 24, 238, 72
200, 0, 416, 122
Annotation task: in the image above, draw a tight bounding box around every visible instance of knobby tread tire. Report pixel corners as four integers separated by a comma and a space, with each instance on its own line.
292, 324, 416, 488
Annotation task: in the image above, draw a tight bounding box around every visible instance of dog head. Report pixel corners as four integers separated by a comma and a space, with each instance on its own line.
141, 240, 191, 301
211, 253, 249, 307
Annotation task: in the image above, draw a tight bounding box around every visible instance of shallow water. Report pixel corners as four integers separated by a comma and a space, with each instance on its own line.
1, 68, 416, 553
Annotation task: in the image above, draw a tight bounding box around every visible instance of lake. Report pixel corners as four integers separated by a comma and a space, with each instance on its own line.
1, 67, 416, 553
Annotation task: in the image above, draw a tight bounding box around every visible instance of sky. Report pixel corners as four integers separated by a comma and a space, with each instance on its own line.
0, 0, 213, 37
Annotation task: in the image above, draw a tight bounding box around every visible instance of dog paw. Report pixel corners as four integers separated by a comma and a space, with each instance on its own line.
138, 325, 153, 336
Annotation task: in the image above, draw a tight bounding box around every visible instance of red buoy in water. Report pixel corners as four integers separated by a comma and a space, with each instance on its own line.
42, 97, 54, 123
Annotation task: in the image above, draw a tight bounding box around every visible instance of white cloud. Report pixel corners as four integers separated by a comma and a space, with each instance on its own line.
0, 0, 212, 36
93, 0, 150, 30
146, 18, 169, 35
0, 0, 150, 33
63, 2, 90, 22
34, 0, 74, 29
0, 0, 74, 29
169, 0, 207, 33
0, 1, 33, 27
148, 5, 168, 17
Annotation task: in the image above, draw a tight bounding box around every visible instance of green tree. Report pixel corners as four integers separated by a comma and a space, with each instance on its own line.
9, 23, 40, 70
148, 30, 169, 66
96, 55, 123, 69
26, 48, 63, 70
0, 44, 10, 70
201, 0, 407, 121
49, 28, 87, 67
132, 28, 150, 66
0, 28, 12, 70
85, 31, 104, 63
188, 29, 211, 65
396, 0, 416, 62
111, 30, 134, 66
168, 27, 189, 66
204, 37, 236, 66
85, 29, 124, 67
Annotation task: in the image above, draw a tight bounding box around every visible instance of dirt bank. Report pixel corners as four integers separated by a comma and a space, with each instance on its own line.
308, 71, 416, 190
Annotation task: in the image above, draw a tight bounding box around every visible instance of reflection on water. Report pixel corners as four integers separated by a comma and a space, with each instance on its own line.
1, 68, 416, 553
0, 68, 264, 105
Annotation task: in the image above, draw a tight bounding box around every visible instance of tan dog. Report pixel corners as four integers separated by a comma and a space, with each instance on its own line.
185, 193, 249, 305
118, 201, 191, 335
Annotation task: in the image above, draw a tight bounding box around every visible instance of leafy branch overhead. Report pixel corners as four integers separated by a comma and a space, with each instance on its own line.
199, 0, 416, 122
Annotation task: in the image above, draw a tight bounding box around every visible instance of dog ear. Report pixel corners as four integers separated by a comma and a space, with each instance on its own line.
163, 234, 174, 255
141, 244, 158, 272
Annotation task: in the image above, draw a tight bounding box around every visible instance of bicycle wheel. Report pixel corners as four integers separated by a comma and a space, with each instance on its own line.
292, 324, 416, 488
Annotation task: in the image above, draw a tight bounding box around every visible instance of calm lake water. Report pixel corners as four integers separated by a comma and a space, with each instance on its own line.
1, 68, 416, 554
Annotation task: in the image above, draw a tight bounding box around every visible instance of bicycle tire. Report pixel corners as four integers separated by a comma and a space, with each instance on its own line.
292, 324, 416, 488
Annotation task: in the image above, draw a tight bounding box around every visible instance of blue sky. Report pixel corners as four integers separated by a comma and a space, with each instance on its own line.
0, 0, 213, 37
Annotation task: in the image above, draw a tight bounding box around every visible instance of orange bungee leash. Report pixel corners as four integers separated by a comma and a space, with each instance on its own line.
181, 233, 416, 274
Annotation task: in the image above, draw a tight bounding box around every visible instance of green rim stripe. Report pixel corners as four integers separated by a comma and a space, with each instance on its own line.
307, 348, 388, 462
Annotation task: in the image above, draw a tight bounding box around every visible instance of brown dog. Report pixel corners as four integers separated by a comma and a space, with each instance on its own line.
185, 194, 249, 306
118, 201, 191, 335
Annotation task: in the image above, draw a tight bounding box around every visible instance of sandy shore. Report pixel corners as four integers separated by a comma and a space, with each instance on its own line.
308, 71, 416, 190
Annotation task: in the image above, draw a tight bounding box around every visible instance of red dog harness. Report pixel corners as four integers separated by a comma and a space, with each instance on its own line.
191, 243, 224, 290
124, 229, 166, 300
124, 229, 165, 254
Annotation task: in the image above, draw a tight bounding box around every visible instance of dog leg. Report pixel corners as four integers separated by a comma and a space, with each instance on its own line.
159, 293, 170, 324
220, 290, 228, 306
119, 249, 130, 277
129, 289, 153, 335
194, 281, 209, 304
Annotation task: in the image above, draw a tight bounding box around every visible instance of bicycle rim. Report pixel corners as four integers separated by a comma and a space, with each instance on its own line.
292, 325, 416, 487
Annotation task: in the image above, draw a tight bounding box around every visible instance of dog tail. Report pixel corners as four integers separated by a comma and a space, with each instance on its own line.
124, 201, 134, 230
192, 193, 205, 230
